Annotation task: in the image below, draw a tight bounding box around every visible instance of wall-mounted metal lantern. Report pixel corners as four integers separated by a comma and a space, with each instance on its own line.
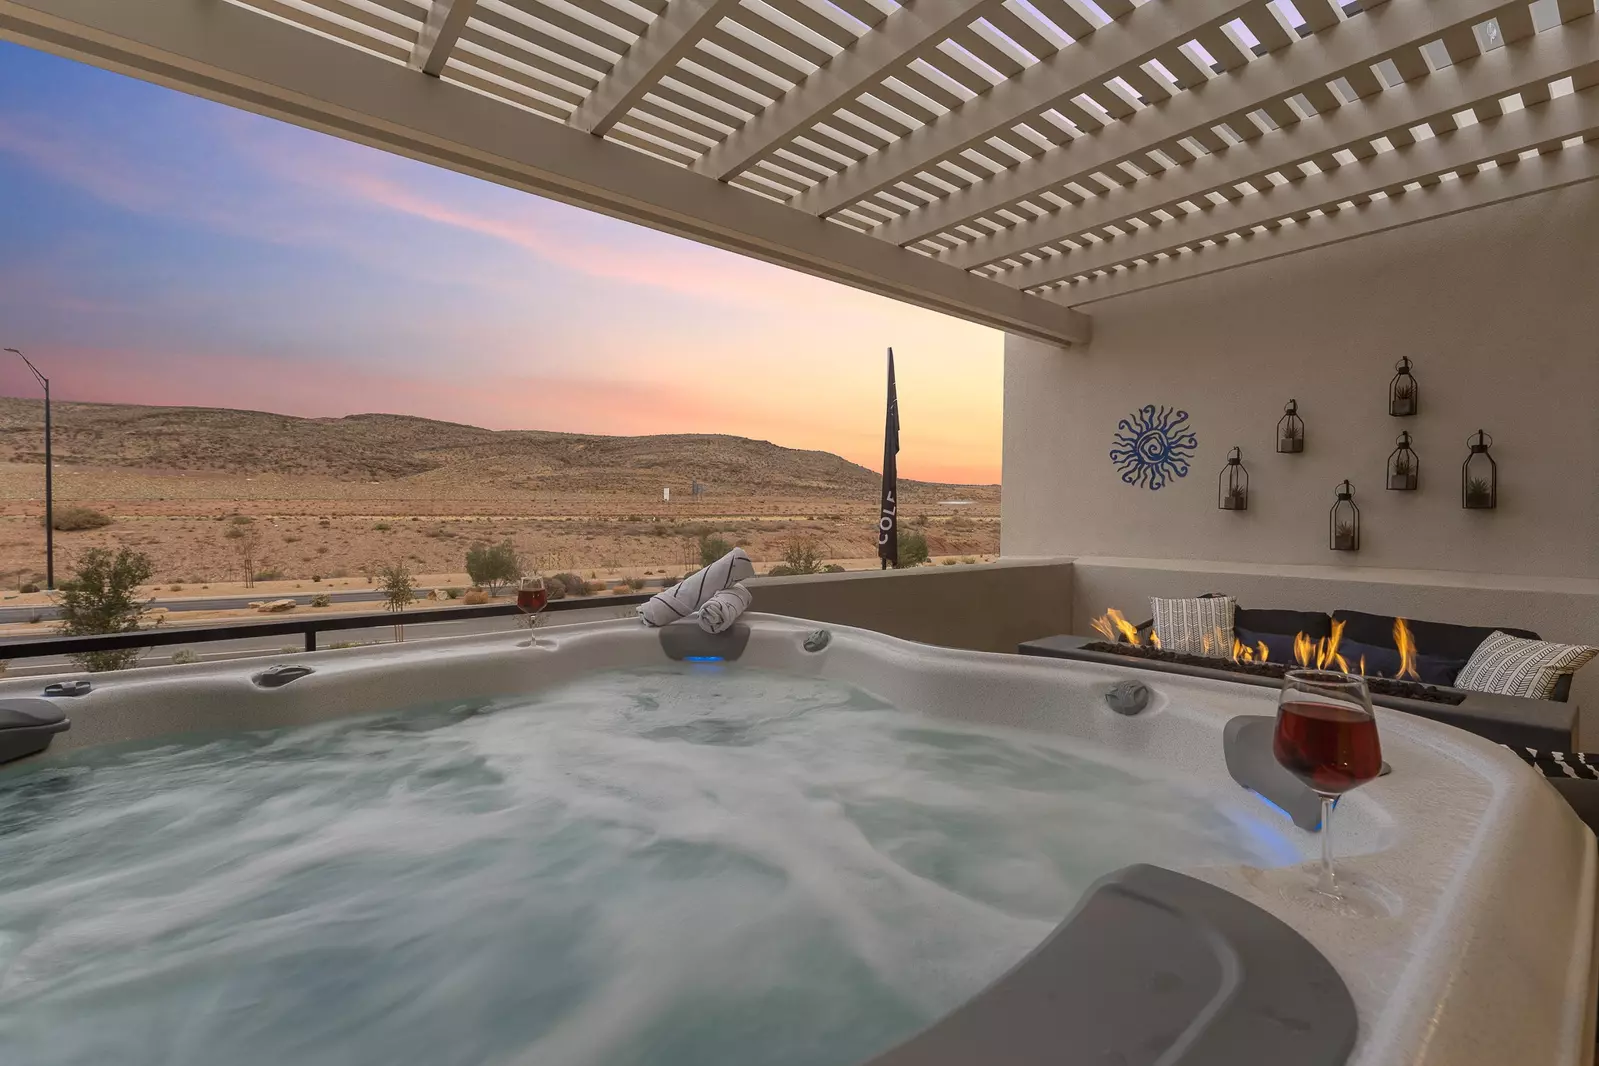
1462, 430, 1497, 509
1218, 447, 1248, 510
1277, 399, 1304, 453
1389, 357, 1418, 417
1330, 480, 1360, 551
1386, 431, 1418, 491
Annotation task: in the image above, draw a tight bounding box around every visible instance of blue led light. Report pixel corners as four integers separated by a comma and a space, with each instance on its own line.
683, 656, 724, 663
1247, 788, 1333, 831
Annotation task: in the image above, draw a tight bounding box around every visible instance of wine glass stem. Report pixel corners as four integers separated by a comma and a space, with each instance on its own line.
1318, 796, 1338, 897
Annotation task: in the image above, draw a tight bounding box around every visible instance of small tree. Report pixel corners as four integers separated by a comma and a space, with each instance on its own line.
55, 547, 155, 671
379, 561, 416, 642
698, 533, 733, 567
781, 536, 827, 575
465, 540, 523, 594
895, 530, 930, 568
224, 517, 263, 589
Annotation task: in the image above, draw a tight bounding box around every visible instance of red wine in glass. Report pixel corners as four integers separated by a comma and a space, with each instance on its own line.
1273, 669, 1382, 912
1273, 701, 1382, 794
516, 582, 548, 614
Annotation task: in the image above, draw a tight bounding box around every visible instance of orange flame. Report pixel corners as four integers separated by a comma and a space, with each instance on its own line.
1394, 618, 1420, 681
1092, 609, 1143, 646
1321, 619, 1346, 671
1148, 630, 1162, 649
1293, 631, 1315, 667
1257, 640, 1269, 663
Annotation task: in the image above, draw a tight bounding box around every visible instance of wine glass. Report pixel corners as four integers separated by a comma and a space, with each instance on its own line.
1272, 669, 1383, 914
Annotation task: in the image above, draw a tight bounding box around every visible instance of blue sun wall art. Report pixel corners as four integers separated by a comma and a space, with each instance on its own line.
1109, 405, 1197, 490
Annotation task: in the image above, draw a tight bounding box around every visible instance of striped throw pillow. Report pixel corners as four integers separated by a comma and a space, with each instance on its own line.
1455, 631, 1598, 700
1150, 596, 1236, 658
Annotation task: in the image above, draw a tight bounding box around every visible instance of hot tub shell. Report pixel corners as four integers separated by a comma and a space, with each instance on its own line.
2, 613, 1594, 1066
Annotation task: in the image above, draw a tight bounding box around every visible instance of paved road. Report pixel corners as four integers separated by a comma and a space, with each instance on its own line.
0, 587, 421, 624
0, 603, 641, 679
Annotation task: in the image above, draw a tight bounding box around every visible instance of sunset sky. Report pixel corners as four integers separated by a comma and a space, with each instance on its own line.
0, 42, 1003, 484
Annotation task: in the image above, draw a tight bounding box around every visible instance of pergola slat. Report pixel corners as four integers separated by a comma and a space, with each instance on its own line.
1053, 139, 1599, 306
567, 0, 745, 134
1011, 85, 1599, 288
693, 0, 1011, 180
796, 0, 1264, 217
874, 0, 1524, 248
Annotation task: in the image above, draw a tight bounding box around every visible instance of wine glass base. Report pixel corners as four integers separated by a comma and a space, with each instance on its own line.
1278, 868, 1391, 919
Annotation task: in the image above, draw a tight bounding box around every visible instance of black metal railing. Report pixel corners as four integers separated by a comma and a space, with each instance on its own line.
0, 595, 653, 660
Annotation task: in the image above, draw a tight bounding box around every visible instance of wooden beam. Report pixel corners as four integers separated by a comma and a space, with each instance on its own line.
410, 0, 476, 77
0, 0, 1091, 346
691, 0, 1011, 181
567, 0, 743, 136
794, 0, 1259, 217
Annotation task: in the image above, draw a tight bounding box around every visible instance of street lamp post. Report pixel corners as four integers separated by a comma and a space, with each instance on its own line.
5, 349, 52, 589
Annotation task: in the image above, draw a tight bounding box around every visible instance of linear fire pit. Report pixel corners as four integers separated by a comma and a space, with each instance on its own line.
1019, 635, 1577, 751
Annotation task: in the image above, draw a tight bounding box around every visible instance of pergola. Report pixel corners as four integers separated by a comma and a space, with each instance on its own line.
1, 0, 1594, 349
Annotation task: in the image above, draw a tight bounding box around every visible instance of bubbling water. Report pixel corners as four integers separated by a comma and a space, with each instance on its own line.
0, 666, 1286, 1066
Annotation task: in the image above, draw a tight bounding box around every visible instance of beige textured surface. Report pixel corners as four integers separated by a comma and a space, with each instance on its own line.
1002, 183, 1599, 579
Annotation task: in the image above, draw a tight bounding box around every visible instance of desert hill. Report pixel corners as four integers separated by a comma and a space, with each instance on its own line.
0, 398, 989, 496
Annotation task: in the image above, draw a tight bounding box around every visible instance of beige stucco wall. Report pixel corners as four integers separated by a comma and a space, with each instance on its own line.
748, 557, 1073, 653
1003, 181, 1599, 580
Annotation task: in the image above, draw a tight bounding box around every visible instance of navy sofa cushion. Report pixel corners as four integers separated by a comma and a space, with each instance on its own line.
1233, 608, 1332, 639
1331, 610, 1540, 658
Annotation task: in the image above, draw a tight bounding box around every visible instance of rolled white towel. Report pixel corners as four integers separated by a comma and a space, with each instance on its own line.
637, 548, 755, 627
698, 584, 752, 634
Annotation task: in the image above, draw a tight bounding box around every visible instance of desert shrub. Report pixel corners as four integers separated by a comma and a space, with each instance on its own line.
318, 519, 331, 528
311, 574, 322, 583
310, 593, 332, 607
169, 584, 183, 592
552, 573, 588, 598
170, 649, 200, 666
378, 563, 416, 613
465, 540, 523, 594
913, 514, 928, 526
896, 530, 930, 568
50, 506, 112, 532
544, 579, 566, 601
230, 515, 253, 525
766, 565, 796, 577
624, 575, 646, 591
824, 564, 846, 573
444, 587, 463, 600
374, 522, 392, 532
253, 569, 285, 582
946, 515, 976, 531
462, 589, 491, 605
960, 556, 978, 565
19, 583, 39, 594
283, 535, 302, 544
56, 546, 155, 672
942, 558, 957, 565
698, 534, 733, 566
781, 536, 827, 575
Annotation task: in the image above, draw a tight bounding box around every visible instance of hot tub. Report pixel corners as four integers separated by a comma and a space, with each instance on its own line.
0, 614, 1593, 1066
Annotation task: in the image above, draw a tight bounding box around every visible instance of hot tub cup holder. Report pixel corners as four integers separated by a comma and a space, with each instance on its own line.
252, 665, 315, 689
